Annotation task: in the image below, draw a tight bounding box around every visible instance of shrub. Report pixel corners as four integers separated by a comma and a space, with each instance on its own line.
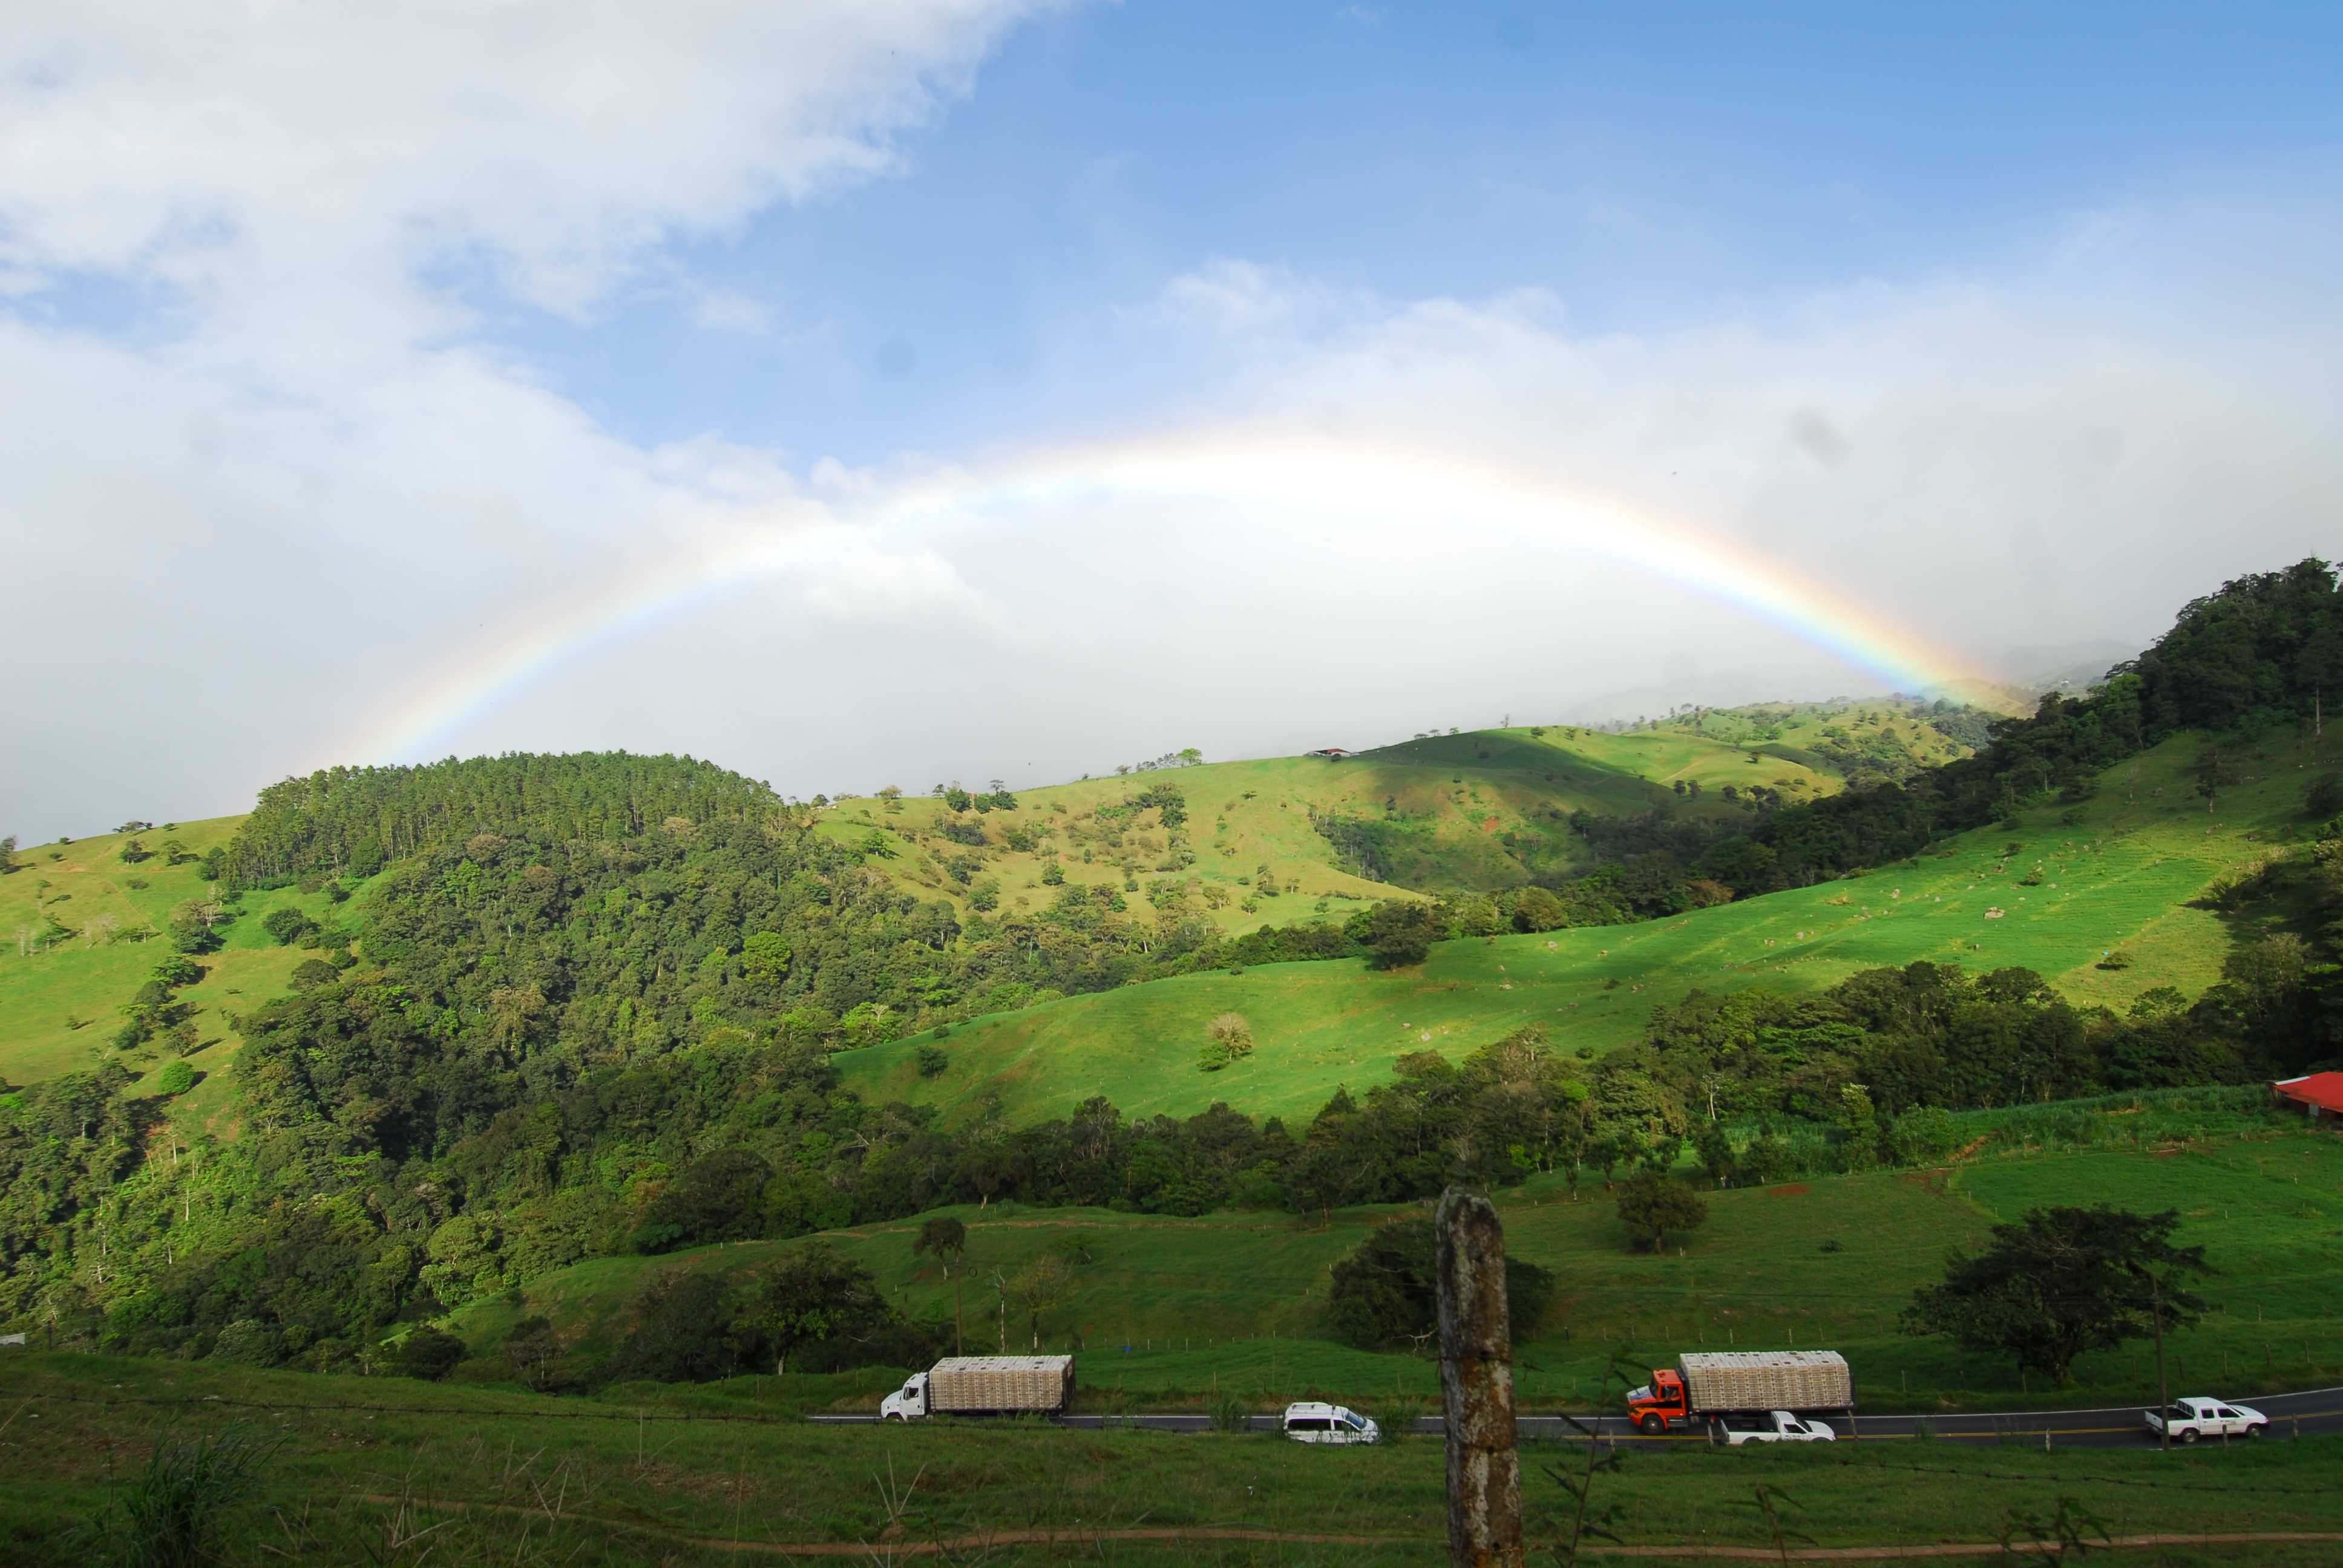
1325, 1216, 1555, 1349
915, 1044, 949, 1078
1512, 886, 1567, 932
1886, 1106, 1962, 1165
168, 903, 224, 955
602, 1272, 731, 1384
1208, 1391, 1251, 1433
394, 1324, 467, 1381
153, 1060, 195, 1096
503, 1316, 563, 1391
149, 955, 203, 988
208, 1318, 284, 1367
1207, 1013, 1253, 1060
2308, 773, 2343, 818
260, 906, 315, 946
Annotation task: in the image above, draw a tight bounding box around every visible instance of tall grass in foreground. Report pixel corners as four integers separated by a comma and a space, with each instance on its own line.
81, 1424, 278, 1568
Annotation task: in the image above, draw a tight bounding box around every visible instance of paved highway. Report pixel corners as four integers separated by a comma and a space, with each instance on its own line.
817, 1383, 2343, 1450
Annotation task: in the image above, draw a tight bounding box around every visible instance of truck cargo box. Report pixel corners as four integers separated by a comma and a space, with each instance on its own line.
1678, 1351, 1852, 1414
925, 1355, 1076, 1414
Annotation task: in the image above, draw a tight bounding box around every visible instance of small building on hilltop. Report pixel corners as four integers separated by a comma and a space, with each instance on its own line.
2271, 1072, 2343, 1126
1304, 748, 1356, 759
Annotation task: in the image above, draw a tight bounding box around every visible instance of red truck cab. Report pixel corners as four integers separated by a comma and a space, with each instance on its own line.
1624, 1368, 1688, 1432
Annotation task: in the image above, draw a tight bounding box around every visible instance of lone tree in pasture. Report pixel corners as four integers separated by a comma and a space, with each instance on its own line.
1200, 1012, 1254, 1071
1901, 1205, 2210, 1387
1614, 1171, 1708, 1253
2192, 748, 2237, 815
735, 1243, 896, 1376
1363, 900, 1437, 970
915, 1215, 970, 1353
1008, 1255, 1073, 1352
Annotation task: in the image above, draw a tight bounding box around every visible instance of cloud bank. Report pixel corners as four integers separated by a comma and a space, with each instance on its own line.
2, 4, 2340, 839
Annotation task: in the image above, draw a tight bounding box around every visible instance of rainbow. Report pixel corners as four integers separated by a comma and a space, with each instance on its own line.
352, 437, 1987, 763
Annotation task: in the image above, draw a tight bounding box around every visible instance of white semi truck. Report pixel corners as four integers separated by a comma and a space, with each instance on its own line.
1624, 1351, 1855, 1436
880, 1355, 1076, 1420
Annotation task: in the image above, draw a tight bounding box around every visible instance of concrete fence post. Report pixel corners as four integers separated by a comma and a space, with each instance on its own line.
1437, 1186, 1524, 1568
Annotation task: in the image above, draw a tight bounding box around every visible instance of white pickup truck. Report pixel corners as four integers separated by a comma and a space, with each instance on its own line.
2145, 1397, 2266, 1443
1712, 1411, 1836, 1446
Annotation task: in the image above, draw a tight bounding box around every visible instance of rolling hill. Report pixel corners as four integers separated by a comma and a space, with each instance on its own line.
838, 723, 2314, 1126
0, 697, 1976, 1117
811, 698, 1981, 929
0, 814, 372, 1137
7, 559, 2342, 1413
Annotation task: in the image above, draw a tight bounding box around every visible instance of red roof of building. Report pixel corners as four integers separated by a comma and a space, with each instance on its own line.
2273, 1072, 2343, 1114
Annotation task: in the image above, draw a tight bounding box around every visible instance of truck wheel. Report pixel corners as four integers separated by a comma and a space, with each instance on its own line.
2247, 1423, 2265, 1440
2180, 1428, 2198, 1445
1639, 1414, 1665, 1436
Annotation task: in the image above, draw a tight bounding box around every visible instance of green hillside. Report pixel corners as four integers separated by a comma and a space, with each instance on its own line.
5, 560, 2341, 1411
0, 699, 1971, 1123
450, 1108, 2343, 1413
815, 698, 1976, 929
839, 724, 2308, 1125
0, 816, 375, 1138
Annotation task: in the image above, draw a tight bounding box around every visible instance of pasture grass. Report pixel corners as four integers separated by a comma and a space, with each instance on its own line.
451, 1123, 2343, 1416
0, 816, 384, 1138
816, 718, 1901, 938
842, 727, 2340, 1126
0, 1353, 2336, 1565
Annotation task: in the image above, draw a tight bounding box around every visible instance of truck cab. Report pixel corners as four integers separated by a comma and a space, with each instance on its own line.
1624, 1368, 1689, 1433
880, 1373, 929, 1420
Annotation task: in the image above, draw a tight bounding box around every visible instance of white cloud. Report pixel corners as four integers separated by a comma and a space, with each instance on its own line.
795, 545, 996, 624
3, 8, 2341, 843
1121, 224, 2343, 670
1, 1, 1059, 329
0, 0, 1063, 839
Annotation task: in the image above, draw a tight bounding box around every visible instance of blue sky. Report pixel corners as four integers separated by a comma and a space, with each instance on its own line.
5, 1, 2343, 835
553, 2, 2343, 457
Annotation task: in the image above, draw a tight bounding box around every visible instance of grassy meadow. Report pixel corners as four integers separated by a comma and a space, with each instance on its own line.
0, 1352, 2337, 1565
445, 1112, 2343, 1416
842, 726, 2324, 1126
0, 817, 383, 1140
810, 705, 1968, 933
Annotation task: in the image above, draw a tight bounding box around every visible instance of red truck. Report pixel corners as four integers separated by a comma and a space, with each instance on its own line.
1624, 1351, 1854, 1435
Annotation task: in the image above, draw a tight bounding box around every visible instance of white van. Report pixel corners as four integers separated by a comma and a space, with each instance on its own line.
1281, 1401, 1380, 1445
